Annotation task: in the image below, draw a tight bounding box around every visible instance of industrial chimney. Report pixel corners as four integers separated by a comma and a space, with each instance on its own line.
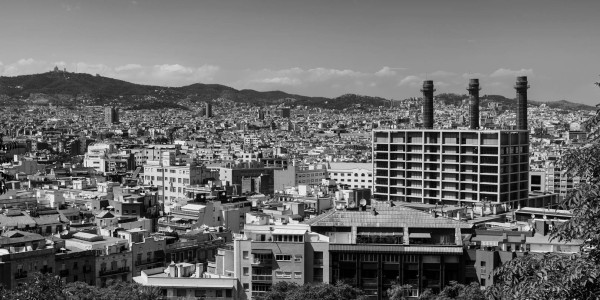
467, 79, 481, 129
421, 80, 435, 129
514, 76, 529, 130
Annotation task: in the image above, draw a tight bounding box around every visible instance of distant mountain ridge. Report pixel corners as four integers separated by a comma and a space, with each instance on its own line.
435, 93, 596, 111
0, 71, 594, 111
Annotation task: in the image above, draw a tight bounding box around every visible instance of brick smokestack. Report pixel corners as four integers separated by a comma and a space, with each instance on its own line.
421, 80, 435, 129
515, 76, 529, 130
467, 79, 481, 129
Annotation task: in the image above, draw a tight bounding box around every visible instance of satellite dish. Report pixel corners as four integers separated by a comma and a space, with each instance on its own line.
359, 199, 367, 206
348, 200, 356, 209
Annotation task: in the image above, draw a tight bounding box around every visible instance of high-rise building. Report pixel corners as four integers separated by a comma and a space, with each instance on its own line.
372, 78, 530, 210
279, 107, 291, 118
205, 102, 213, 118
104, 107, 119, 126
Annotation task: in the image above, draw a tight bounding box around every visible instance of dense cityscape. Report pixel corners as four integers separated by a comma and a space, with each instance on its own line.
2, 1, 600, 300
0, 68, 598, 300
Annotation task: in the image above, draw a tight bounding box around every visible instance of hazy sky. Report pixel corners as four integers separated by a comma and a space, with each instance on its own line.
1, 0, 599, 103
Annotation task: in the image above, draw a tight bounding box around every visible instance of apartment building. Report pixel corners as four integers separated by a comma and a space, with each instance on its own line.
327, 162, 373, 190
372, 129, 530, 210
207, 223, 329, 299
273, 164, 328, 189
0, 230, 57, 289
143, 153, 217, 201
64, 232, 132, 287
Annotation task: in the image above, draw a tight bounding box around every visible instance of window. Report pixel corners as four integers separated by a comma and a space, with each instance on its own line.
195, 290, 206, 297
275, 254, 292, 261
226, 290, 232, 298
176, 289, 186, 297
243, 267, 249, 276
294, 271, 302, 279
243, 251, 249, 259
294, 254, 302, 262
215, 290, 223, 297
243, 283, 249, 291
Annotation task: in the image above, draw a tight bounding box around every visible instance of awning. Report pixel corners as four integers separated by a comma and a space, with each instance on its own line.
409, 233, 431, 239
251, 249, 272, 254
272, 229, 307, 235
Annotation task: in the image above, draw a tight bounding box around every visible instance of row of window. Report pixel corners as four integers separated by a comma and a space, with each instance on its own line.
275, 271, 302, 279
331, 173, 372, 177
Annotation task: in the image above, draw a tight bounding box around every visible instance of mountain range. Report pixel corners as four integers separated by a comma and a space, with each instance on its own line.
0, 71, 595, 111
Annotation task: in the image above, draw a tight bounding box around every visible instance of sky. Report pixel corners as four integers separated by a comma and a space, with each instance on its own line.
1, 0, 599, 104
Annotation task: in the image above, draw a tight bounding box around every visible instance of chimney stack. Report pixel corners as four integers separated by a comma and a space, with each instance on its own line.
467, 79, 481, 129
515, 76, 529, 130
421, 80, 435, 129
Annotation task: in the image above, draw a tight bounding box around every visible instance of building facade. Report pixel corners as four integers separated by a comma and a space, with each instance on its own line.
372, 129, 529, 209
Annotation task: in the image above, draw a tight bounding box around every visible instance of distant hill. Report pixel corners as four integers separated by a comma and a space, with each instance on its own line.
533, 99, 596, 111
435, 93, 596, 111
0, 72, 386, 109
0, 72, 593, 111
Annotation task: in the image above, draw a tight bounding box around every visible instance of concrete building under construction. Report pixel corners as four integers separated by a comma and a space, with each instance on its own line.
373, 77, 531, 211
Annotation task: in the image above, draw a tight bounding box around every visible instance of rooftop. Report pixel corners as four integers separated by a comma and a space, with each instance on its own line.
306, 202, 472, 229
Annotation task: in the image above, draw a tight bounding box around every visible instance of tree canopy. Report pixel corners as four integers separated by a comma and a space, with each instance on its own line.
256, 281, 367, 300
486, 78, 600, 299
0, 272, 162, 300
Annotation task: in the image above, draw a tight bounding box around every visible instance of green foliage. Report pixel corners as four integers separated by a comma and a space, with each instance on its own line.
486, 80, 600, 299
257, 281, 367, 300
386, 281, 484, 300
0, 273, 161, 300
488, 253, 600, 299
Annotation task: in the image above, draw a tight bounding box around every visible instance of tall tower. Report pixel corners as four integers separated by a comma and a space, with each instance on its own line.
467, 79, 481, 129
515, 76, 529, 130
205, 102, 213, 118
104, 107, 118, 126
421, 80, 435, 129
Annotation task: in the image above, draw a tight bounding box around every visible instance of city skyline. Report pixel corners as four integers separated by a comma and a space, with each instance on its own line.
1, 0, 599, 104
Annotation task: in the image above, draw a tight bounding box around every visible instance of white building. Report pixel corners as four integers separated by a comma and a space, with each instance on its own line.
327, 162, 373, 190
143, 152, 218, 201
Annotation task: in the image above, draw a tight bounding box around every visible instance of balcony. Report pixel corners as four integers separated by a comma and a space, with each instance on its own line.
251, 258, 272, 266
99, 266, 130, 277
252, 275, 273, 282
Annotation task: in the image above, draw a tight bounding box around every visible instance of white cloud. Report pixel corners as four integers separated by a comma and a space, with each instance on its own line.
115, 64, 142, 72
490, 68, 533, 78
375, 66, 401, 77
76, 62, 111, 75
255, 77, 302, 86
399, 75, 423, 86
150, 64, 220, 85
17, 58, 36, 66
462, 72, 486, 79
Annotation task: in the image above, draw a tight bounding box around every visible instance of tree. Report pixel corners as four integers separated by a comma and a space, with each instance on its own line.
386, 281, 484, 300
0, 273, 161, 300
487, 79, 600, 299
257, 281, 367, 300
